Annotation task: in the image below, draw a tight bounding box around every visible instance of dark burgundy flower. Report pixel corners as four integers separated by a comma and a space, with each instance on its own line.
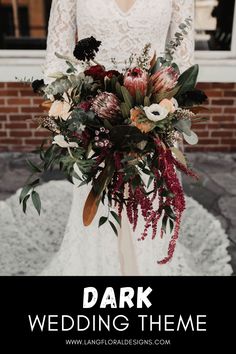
105, 70, 121, 79
32, 79, 45, 93
79, 101, 92, 112
73, 36, 101, 61
84, 65, 106, 81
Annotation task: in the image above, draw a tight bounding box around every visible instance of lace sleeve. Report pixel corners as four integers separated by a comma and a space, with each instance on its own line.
168, 0, 195, 73
43, 0, 77, 83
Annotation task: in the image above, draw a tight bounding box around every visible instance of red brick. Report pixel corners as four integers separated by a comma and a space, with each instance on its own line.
24, 139, 42, 145
195, 131, 209, 137
5, 123, 28, 129
198, 139, 219, 145
212, 116, 235, 122
224, 91, 236, 97
224, 107, 236, 113
220, 123, 236, 129
205, 90, 223, 98
196, 83, 212, 90
21, 107, 42, 113
7, 98, 31, 105
0, 107, 19, 113
210, 107, 223, 113
10, 131, 32, 137
29, 122, 38, 128
221, 139, 236, 145
0, 83, 6, 88
0, 115, 7, 121
9, 114, 32, 121
211, 99, 234, 105
211, 131, 233, 138
34, 131, 50, 138
6, 82, 26, 88
212, 83, 235, 89
0, 131, 7, 137
33, 98, 44, 104
0, 138, 23, 145
0, 99, 5, 105
20, 90, 37, 97
0, 90, 18, 96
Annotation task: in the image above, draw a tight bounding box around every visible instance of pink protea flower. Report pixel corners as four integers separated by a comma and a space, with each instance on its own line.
124, 67, 148, 97
92, 92, 121, 119
150, 66, 179, 94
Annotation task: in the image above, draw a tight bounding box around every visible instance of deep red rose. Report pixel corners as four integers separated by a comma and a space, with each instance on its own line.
79, 101, 92, 112
105, 70, 121, 79
84, 65, 106, 81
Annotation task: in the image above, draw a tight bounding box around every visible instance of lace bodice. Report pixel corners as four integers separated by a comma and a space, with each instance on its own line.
43, 0, 194, 79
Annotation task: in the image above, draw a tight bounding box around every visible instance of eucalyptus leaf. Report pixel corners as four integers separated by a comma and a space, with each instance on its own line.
169, 219, 174, 234
99, 216, 108, 228
162, 215, 168, 233
109, 221, 118, 237
26, 159, 42, 173
174, 119, 192, 136
31, 191, 41, 215
19, 179, 40, 204
22, 194, 30, 214
111, 211, 121, 227
183, 131, 199, 145
164, 206, 176, 220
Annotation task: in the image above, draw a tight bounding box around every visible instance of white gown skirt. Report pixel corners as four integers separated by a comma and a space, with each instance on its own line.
39, 179, 232, 276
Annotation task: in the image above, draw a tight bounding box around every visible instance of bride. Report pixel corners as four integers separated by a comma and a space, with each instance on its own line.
41, 0, 232, 276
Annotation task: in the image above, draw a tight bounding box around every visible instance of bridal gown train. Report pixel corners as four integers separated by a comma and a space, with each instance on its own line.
39, 0, 232, 276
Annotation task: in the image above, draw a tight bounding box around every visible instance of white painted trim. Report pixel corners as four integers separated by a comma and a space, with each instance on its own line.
0, 56, 236, 83
0, 50, 45, 58
0, 56, 236, 82
0, 58, 236, 82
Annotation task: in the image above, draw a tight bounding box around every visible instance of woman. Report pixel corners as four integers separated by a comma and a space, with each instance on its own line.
41, 0, 232, 276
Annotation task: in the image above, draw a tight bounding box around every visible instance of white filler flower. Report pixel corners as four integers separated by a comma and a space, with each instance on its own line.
53, 135, 78, 148
144, 104, 168, 122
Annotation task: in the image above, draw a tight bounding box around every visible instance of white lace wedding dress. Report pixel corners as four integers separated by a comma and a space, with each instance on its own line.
37, 0, 232, 276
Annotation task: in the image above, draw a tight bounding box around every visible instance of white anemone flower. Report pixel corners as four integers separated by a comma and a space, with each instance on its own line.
144, 104, 168, 122
171, 98, 179, 110
53, 135, 78, 148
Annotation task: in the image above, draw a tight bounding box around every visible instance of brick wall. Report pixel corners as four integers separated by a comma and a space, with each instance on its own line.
0, 82, 236, 152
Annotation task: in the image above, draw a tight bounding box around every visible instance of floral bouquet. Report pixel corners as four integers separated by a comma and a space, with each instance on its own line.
20, 18, 208, 264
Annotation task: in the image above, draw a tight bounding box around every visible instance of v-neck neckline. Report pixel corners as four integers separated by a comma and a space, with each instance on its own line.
113, 0, 138, 16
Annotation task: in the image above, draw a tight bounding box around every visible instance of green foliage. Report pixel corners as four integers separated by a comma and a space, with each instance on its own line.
121, 86, 134, 110
165, 17, 192, 63
31, 191, 41, 215
176, 65, 199, 97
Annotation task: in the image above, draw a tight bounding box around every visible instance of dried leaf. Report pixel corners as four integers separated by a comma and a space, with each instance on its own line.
187, 106, 210, 114
83, 188, 101, 226
40, 100, 52, 112
171, 147, 187, 167
149, 51, 157, 70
